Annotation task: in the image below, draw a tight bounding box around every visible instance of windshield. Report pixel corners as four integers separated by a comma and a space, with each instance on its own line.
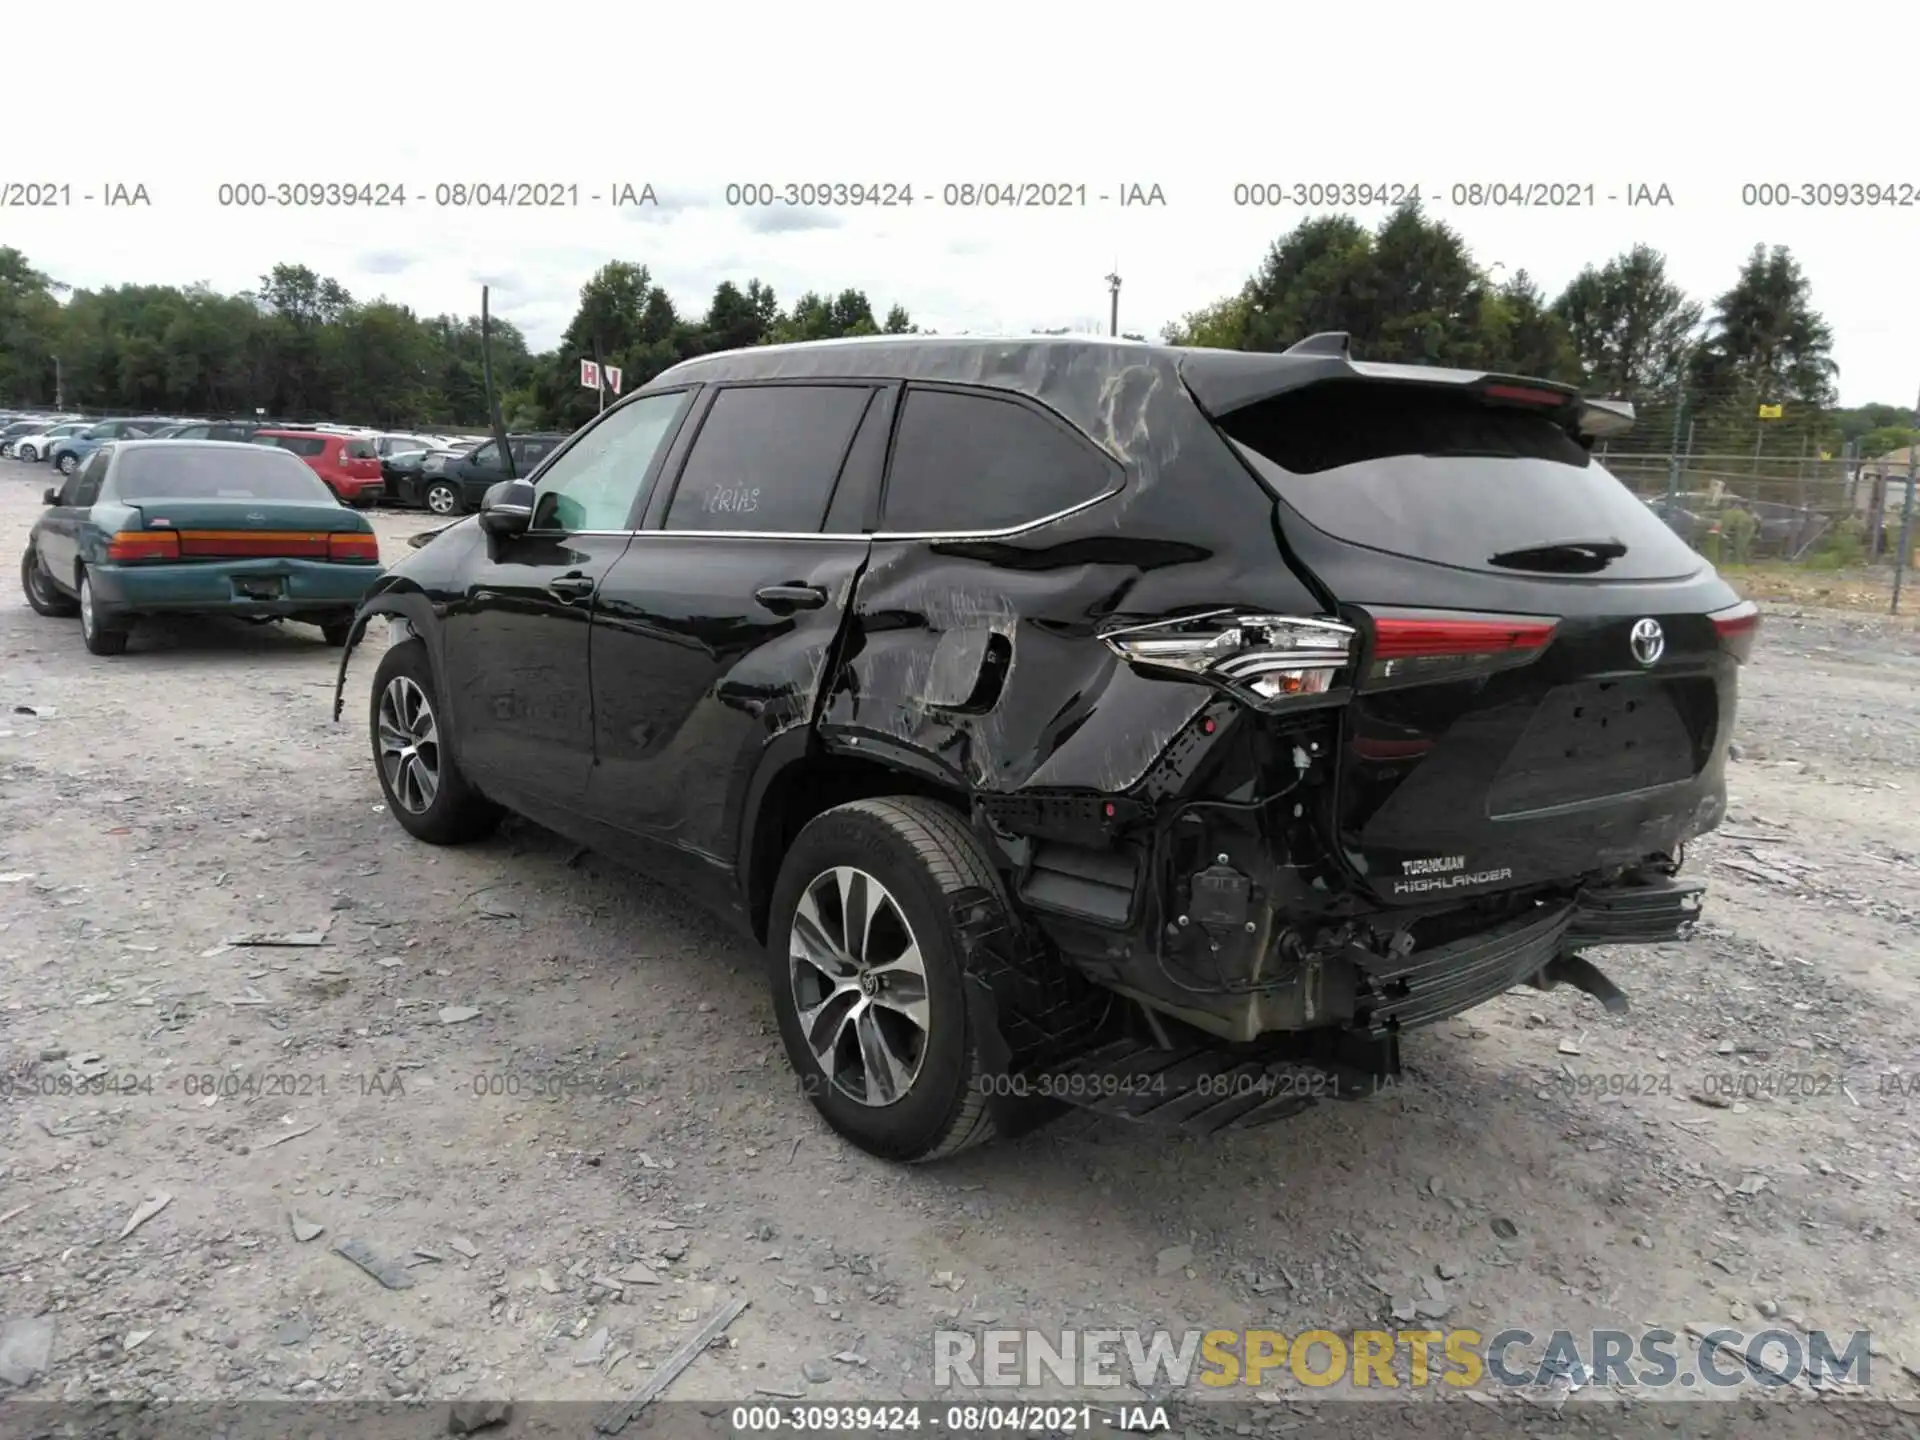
109, 445, 333, 501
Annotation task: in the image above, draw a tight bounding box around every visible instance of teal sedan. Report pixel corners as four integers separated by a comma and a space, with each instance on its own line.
20, 439, 387, 656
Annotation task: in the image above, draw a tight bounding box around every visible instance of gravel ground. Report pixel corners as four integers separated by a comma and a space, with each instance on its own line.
1, 456, 1918, 1419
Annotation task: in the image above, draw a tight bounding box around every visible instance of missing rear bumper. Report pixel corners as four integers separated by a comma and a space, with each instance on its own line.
1565, 874, 1703, 946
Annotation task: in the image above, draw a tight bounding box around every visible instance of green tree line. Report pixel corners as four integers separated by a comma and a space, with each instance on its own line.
1166, 202, 1909, 461
0, 250, 915, 433
2, 210, 1909, 457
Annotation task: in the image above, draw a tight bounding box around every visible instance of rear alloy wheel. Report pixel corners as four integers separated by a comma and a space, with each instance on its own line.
78, 572, 129, 656
55, 453, 79, 475
768, 797, 1008, 1163
369, 639, 501, 844
424, 481, 461, 516
21, 546, 78, 617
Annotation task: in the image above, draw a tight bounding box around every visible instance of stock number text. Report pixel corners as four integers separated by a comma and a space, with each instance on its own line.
1742, 182, 1918, 207
217, 182, 408, 207
724, 182, 914, 207
1233, 181, 1420, 207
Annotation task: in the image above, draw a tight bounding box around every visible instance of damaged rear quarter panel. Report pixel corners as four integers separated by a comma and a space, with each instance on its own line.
819, 350, 1326, 797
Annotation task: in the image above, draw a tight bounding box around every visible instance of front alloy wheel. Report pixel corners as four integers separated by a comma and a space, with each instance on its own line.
55, 453, 78, 475
376, 674, 441, 815
789, 867, 931, 1107
367, 639, 501, 844
425, 481, 460, 516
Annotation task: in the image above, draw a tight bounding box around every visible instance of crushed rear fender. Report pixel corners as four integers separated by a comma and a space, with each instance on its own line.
818, 361, 1326, 797
330, 576, 436, 722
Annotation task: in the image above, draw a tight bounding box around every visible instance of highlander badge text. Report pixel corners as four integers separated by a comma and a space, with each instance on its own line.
1393, 855, 1514, 895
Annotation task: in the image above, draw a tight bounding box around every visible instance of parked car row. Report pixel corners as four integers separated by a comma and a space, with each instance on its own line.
3, 410, 495, 511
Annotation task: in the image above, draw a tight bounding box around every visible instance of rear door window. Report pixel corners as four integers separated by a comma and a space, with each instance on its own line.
266, 435, 327, 457
663, 384, 872, 533
344, 439, 377, 460
882, 387, 1121, 533
1217, 381, 1704, 580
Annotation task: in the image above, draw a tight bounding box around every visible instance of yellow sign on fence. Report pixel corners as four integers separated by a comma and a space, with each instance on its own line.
1757, 403, 1783, 419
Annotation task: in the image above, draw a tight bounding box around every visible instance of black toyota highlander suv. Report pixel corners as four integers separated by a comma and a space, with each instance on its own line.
334, 333, 1758, 1163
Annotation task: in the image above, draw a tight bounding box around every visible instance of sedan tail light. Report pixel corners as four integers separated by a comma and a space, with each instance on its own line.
1100, 610, 1357, 710
327, 532, 380, 563
107, 529, 182, 562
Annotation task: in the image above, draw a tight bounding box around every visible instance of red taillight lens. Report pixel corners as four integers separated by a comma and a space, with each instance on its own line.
1709, 599, 1760, 663
1363, 610, 1558, 689
107, 529, 181, 562
328, 532, 380, 563
1371, 615, 1558, 659
1482, 383, 1568, 407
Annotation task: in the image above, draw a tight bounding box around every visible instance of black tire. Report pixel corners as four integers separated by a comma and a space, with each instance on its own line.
424, 481, 463, 517
767, 796, 1010, 1163
21, 546, 77, 617
368, 638, 501, 844
320, 619, 352, 646
55, 453, 78, 475
78, 571, 130, 655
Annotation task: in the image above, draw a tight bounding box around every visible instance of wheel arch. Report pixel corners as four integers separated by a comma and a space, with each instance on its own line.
331, 579, 445, 727
740, 741, 970, 946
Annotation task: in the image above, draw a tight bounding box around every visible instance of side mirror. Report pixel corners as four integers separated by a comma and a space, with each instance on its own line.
478, 478, 536, 536
43, 487, 60, 506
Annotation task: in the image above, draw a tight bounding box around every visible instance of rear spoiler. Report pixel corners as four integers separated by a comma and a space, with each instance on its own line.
1178, 332, 1636, 440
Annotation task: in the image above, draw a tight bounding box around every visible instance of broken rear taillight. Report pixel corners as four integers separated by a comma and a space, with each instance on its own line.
1362, 609, 1558, 690
1100, 610, 1357, 710
1708, 599, 1760, 663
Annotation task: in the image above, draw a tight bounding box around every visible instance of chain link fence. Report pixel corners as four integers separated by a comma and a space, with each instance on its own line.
1601, 442, 1919, 611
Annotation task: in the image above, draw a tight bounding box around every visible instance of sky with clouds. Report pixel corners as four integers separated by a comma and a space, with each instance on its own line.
11, 0, 1913, 407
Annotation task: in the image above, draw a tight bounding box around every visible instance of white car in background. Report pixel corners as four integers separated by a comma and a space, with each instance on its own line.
12, 420, 93, 462
370, 432, 442, 459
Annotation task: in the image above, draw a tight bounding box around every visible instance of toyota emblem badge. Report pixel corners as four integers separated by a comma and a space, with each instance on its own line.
1629, 617, 1665, 667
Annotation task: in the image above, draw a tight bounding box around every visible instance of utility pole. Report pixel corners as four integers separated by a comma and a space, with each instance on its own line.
54, 356, 63, 410
1892, 383, 1920, 614
1104, 271, 1121, 338
1664, 386, 1686, 506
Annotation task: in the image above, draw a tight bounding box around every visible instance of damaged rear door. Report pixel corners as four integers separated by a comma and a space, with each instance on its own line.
583, 380, 885, 868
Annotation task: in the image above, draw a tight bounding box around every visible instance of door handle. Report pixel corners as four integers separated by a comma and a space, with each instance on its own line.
548, 573, 596, 600
755, 584, 827, 611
